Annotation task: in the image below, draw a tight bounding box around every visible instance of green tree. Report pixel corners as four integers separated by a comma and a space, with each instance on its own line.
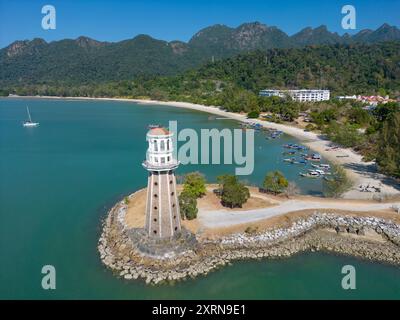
311, 108, 338, 125
247, 110, 260, 119
322, 165, 352, 198
178, 191, 198, 220
347, 106, 372, 126
279, 102, 300, 121
182, 172, 206, 198
305, 123, 316, 131
376, 112, 400, 178
324, 122, 364, 148
373, 102, 398, 124
217, 174, 250, 208
262, 171, 289, 194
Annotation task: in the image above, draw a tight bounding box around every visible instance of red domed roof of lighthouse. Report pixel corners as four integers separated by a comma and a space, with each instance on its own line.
148, 127, 170, 136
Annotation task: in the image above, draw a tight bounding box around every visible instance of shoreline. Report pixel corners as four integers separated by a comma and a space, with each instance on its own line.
99, 194, 400, 285
6, 94, 400, 199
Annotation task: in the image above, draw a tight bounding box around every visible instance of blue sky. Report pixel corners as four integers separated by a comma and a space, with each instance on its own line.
0, 0, 399, 48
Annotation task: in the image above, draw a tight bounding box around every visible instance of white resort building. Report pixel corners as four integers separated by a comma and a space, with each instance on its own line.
259, 89, 330, 102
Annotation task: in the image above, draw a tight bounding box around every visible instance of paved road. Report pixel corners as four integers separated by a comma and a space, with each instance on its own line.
198, 200, 400, 228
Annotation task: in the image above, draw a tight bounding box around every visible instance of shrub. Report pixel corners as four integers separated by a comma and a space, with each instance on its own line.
217, 174, 250, 208
263, 171, 289, 194
178, 191, 198, 220
247, 110, 260, 119
182, 172, 206, 198
305, 123, 315, 131
322, 165, 352, 198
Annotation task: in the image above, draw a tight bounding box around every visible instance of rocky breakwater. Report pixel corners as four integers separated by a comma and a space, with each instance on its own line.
99, 197, 400, 285
218, 213, 400, 265
98, 197, 225, 285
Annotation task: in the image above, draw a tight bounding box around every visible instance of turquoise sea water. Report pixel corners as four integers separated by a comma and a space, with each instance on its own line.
0, 98, 399, 299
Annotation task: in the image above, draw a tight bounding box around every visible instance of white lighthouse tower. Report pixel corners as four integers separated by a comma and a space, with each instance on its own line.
142, 127, 181, 239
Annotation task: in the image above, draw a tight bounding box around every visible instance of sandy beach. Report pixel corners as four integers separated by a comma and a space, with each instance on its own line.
9, 95, 400, 199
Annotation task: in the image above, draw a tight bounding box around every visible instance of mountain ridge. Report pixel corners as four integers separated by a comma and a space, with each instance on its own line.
4, 22, 399, 51
1, 22, 399, 86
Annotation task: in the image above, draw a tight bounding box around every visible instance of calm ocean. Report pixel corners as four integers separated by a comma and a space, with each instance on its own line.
0, 98, 399, 299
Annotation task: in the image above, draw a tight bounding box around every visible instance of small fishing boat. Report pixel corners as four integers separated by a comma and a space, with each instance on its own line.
284, 158, 301, 164
270, 131, 283, 138
296, 145, 308, 151
282, 151, 296, 155
311, 163, 331, 171
308, 169, 328, 175
23, 106, 39, 127
319, 164, 331, 169
305, 153, 321, 161
283, 143, 298, 149
300, 171, 321, 178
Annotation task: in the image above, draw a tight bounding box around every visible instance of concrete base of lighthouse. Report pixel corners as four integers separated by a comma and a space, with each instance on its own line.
128, 227, 198, 259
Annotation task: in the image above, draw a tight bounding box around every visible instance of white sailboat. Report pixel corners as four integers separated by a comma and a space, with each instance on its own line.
23, 106, 39, 127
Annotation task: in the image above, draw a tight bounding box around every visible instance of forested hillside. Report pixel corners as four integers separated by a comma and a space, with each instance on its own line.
2, 41, 399, 100
1, 22, 399, 87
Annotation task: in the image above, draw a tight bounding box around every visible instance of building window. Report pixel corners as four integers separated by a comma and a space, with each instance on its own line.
153, 218, 157, 222
172, 203, 175, 208
160, 140, 165, 151
153, 230, 157, 234
153, 140, 158, 152
170, 180, 173, 184
154, 206, 157, 210
171, 192, 174, 196
174, 227, 178, 231
161, 157, 165, 164
167, 140, 170, 150
154, 182, 158, 186
154, 194, 158, 198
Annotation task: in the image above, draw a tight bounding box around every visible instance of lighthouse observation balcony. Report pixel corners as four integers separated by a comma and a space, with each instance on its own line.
142, 159, 179, 171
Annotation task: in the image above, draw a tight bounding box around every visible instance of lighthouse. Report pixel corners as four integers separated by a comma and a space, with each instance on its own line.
142, 127, 181, 238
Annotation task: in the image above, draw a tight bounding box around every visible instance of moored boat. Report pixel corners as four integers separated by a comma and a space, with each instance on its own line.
300, 171, 321, 178
23, 106, 39, 127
